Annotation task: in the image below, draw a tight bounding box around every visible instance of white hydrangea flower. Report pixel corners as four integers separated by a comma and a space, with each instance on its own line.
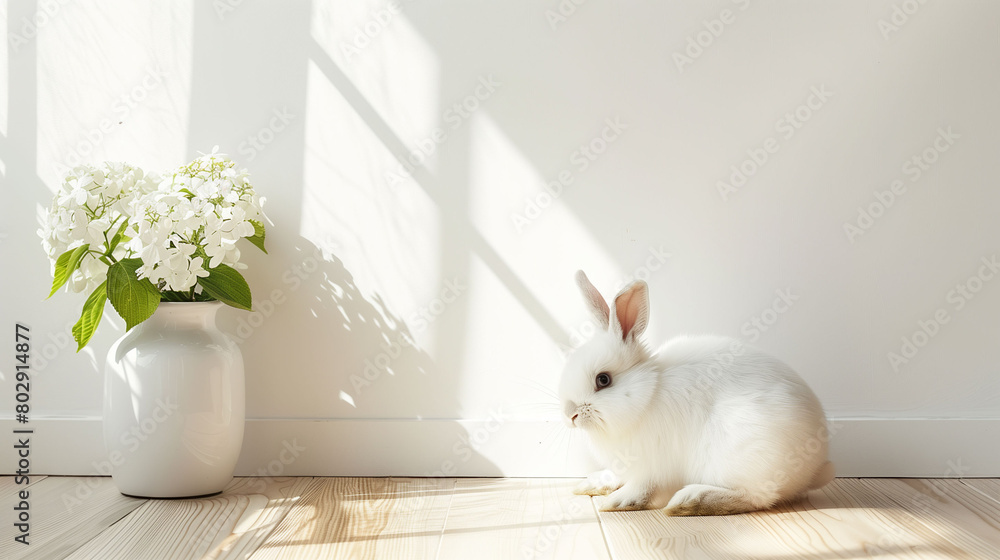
40, 151, 268, 353
143, 243, 209, 292
130, 149, 266, 291
41, 150, 265, 298
38, 162, 158, 294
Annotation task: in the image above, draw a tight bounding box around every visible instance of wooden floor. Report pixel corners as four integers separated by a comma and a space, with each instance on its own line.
2, 477, 1000, 559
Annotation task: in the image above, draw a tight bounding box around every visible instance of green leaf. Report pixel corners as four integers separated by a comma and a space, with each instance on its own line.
198, 264, 252, 311
158, 290, 188, 302
246, 219, 267, 254
107, 219, 131, 254
107, 258, 161, 330
72, 281, 108, 351
48, 244, 91, 298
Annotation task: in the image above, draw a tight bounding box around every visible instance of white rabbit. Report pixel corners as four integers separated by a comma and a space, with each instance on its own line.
561, 271, 834, 515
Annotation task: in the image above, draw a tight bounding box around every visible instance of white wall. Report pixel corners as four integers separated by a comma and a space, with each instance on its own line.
2, 0, 999, 477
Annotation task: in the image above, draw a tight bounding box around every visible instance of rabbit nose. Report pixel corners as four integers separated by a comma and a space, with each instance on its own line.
564, 400, 578, 420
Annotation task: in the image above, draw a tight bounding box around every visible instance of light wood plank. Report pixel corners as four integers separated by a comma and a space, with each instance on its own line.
598, 479, 986, 559
0, 475, 45, 496
438, 478, 610, 560
858, 478, 1000, 555
0, 475, 30, 494
961, 479, 1000, 505
599, 506, 772, 559
247, 477, 455, 560
63, 477, 308, 560
202, 477, 319, 560
4, 477, 999, 559
64, 494, 249, 559
790, 479, 988, 558
0, 476, 144, 560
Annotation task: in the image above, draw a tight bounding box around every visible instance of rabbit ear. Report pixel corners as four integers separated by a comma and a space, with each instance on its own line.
610, 280, 649, 344
575, 270, 610, 330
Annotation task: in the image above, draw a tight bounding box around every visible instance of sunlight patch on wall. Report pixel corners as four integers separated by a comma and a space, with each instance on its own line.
301, 58, 444, 354
460, 114, 621, 417
468, 113, 620, 330
35, 1, 192, 189
457, 252, 566, 420
311, 0, 441, 173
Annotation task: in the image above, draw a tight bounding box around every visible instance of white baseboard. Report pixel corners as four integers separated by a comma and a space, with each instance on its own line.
1, 417, 998, 477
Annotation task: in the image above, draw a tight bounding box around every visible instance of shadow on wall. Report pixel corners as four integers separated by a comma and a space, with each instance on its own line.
217, 236, 447, 419
184, 0, 476, 419
5, 0, 585, 472
218, 235, 503, 476
0, 0, 514, 474
183, 0, 505, 475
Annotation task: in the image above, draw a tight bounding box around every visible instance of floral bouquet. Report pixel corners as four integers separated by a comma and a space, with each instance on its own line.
38, 149, 267, 351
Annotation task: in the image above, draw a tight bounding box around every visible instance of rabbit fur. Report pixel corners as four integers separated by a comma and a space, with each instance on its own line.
560, 271, 834, 515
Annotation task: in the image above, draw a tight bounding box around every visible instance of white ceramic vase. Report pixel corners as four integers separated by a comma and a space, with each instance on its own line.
104, 301, 245, 498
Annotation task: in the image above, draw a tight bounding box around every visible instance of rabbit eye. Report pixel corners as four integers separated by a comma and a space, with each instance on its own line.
595, 372, 612, 390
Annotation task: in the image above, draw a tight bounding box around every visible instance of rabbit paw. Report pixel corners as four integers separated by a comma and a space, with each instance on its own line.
665, 484, 758, 516
596, 483, 651, 511
573, 469, 622, 496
